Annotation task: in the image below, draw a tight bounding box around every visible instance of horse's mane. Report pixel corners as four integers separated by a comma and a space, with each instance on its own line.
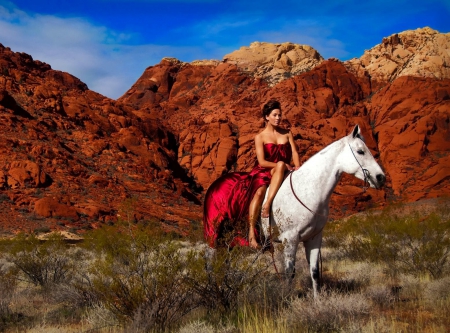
294, 134, 354, 176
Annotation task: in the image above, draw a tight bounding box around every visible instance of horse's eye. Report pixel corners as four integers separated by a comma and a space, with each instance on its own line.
357, 150, 365, 155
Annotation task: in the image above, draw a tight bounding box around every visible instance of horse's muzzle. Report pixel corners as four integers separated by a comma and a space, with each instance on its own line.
376, 173, 386, 187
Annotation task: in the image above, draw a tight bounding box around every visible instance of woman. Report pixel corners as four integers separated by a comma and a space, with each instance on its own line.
203, 100, 300, 249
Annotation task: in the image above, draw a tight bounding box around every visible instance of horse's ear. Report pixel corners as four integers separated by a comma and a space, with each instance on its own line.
351, 124, 361, 139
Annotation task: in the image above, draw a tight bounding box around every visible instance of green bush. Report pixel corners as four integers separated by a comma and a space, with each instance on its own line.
6, 233, 77, 287
80, 225, 198, 332
325, 204, 450, 279
76, 223, 276, 332
185, 246, 271, 314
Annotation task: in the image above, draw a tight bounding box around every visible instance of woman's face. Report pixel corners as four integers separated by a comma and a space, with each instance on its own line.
265, 108, 282, 126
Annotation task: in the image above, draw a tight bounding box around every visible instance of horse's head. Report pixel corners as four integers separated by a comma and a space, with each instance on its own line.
343, 125, 385, 189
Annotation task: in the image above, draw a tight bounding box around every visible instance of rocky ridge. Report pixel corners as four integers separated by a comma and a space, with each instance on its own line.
0, 27, 449, 236
0, 44, 201, 235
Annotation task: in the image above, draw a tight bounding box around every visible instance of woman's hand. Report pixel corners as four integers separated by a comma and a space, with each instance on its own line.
286, 164, 300, 171
286, 163, 294, 171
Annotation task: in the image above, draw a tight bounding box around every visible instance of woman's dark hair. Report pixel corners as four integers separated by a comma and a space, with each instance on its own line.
262, 100, 281, 119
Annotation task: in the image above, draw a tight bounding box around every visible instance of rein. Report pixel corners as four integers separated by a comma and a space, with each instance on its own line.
288, 171, 327, 218
288, 141, 371, 215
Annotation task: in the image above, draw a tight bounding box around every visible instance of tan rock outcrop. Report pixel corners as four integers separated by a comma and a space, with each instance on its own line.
223, 42, 324, 85
345, 27, 450, 90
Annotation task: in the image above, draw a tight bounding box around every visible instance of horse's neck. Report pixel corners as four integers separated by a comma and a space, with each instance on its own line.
294, 139, 345, 203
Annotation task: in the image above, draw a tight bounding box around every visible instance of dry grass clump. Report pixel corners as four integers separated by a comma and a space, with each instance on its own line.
283, 290, 371, 332
177, 320, 237, 333
321, 261, 375, 294
423, 276, 450, 303
0, 259, 17, 331
82, 303, 119, 332
325, 199, 450, 280
342, 317, 399, 333
422, 275, 450, 322
364, 284, 395, 306
342, 262, 374, 285
177, 320, 216, 333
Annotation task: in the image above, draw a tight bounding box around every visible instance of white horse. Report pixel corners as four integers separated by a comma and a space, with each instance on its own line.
260, 124, 385, 297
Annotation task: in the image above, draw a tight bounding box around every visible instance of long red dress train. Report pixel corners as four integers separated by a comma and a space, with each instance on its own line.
203, 142, 293, 247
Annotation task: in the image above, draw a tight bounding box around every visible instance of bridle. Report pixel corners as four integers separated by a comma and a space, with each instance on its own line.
347, 142, 371, 191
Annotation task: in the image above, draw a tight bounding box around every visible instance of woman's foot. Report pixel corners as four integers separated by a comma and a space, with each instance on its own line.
249, 237, 260, 249
248, 229, 260, 249
261, 204, 270, 218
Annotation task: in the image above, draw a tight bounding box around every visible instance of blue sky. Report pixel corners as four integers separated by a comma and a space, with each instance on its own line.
1, 0, 449, 99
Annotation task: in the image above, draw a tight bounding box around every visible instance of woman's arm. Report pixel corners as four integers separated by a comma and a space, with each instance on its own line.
288, 131, 301, 169
255, 134, 277, 168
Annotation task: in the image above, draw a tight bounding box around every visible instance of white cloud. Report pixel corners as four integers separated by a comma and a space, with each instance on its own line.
0, 4, 173, 99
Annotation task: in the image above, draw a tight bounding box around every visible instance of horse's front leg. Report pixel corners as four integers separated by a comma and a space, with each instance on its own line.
304, 233, 323, 298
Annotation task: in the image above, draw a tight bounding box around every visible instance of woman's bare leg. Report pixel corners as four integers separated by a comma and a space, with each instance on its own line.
262, 161, 287, 218
248, 186, 267, 248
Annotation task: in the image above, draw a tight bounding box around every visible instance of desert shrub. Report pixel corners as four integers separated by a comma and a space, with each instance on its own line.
284, 290, 371, 332
325, 205, 450, 279
6, 233, 78, 287
185, 245, 273, 315
340, 262, 373, 286
80, 226, 199, 332
364, 284, 395, 306
0, 259, 17, 330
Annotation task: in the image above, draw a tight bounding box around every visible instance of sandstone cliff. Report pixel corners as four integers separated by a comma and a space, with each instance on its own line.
0, 27, 449, 235
0, 44, 201, 235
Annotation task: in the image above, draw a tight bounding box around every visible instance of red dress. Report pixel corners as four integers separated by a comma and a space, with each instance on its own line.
203, 142, 293, 247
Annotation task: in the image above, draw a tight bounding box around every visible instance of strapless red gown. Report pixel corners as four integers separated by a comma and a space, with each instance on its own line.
203, 142, 292, 247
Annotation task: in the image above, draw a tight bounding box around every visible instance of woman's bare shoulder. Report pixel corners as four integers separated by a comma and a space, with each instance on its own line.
254, 128, 269, 140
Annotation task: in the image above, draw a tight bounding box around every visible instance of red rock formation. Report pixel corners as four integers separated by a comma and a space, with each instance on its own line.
0, 44, 201, 235
0, 27, 449, 236
119, 29, 449, 219
368, 76, 450, 201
